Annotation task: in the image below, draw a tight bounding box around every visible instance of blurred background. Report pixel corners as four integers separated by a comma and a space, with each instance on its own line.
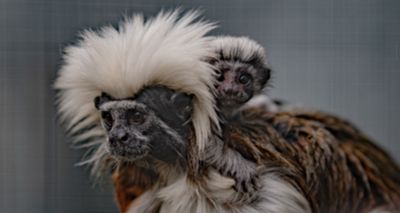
0, 0, 399, 212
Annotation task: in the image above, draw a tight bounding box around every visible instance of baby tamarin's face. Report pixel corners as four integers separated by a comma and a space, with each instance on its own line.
209, 36, 271, 117
213, 60, 270, 112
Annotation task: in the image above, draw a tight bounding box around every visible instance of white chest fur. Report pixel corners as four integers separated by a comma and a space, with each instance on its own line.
128, 170, 311, 213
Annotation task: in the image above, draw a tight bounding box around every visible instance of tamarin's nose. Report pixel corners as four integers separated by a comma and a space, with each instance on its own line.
109, 130, 129, 144
118, 133, 129, 142
223, 87, 239, 96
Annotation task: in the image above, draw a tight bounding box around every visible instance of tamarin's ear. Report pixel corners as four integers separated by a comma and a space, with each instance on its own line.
258, 67, 272, 87
94, 92, 114, 109
171, 92, 194, 117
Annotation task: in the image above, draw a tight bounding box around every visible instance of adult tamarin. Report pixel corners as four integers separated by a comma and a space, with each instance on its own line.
55, 10, 400, 212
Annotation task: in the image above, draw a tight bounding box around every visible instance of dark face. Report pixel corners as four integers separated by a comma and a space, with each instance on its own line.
94, 87, 193, 163
213, 60, 270, 111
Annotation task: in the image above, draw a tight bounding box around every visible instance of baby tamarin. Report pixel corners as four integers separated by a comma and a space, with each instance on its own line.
204, 36, 272, 195
208, 36, 271, 118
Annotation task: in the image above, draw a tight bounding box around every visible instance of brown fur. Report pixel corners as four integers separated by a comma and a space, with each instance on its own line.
112, 163, 158, 212
240, 108, 400, 212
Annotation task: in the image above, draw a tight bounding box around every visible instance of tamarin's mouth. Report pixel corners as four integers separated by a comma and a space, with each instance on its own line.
108, 142, 150, 160
219, 96, 248, 106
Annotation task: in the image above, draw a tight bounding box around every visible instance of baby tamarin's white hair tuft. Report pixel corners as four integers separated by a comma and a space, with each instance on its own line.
54, 10, 218, 177
209, 36, 269, 67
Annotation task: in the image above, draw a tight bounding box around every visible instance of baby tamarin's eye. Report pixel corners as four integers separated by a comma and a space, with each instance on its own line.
238, 73, 252, 85
216, 66, 230, 82
127, 110, 146, 125
101, 111, 113, 130
216, 71, 224, 82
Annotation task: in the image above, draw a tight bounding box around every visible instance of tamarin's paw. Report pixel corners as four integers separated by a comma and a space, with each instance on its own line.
221, 167, 261, 203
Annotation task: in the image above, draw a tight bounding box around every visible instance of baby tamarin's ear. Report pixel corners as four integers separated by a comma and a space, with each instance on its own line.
257, 67, 271, 89
94, 92, 114, 109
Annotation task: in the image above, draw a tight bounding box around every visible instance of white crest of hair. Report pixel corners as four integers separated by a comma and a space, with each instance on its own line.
54, 9, 219, 176
128, 170, 311, 213
209, 36, 268, 65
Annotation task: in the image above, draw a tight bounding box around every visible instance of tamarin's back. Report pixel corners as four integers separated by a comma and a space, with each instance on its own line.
232, 107, 400, 212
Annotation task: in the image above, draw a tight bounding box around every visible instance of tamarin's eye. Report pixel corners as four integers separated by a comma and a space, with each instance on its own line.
238, 73, 252, 85
217, 71, 224, 82
101, 111, 113, 130
127, 110, 146, 125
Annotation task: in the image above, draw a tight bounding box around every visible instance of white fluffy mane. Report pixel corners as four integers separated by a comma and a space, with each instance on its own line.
54, 10, 219, 175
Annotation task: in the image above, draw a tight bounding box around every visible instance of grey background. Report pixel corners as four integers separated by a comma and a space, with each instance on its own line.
0, 0, 399, 212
